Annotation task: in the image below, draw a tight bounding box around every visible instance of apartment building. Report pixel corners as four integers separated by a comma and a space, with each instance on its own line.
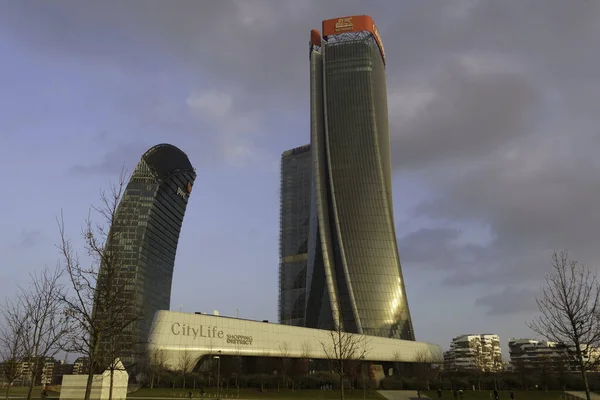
508, 338, 600, 372
444, 334, 503, 372
72, 357, 90, 375
509, 338, 566, 371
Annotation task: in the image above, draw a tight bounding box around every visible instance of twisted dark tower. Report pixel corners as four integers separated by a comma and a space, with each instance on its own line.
278, 145, 312, 327
305, 16, 415, 340
96, 143, 196, 368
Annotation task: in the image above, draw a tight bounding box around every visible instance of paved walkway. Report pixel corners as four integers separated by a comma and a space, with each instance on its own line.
567, 392, 600, 400
379, 390, 427, 400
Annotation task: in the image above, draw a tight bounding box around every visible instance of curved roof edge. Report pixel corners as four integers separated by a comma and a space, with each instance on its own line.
141, 143, 194, 178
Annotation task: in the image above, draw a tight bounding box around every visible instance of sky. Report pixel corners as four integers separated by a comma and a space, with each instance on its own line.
1, 0, 600, 359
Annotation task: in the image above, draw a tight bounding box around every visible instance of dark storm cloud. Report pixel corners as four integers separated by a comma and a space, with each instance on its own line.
390, 58, 541, 169
398, 227, 489, 272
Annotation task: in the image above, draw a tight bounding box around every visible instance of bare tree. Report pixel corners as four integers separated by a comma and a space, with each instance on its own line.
256, 350, 273, 392
287, 340, 311, 390
300, 340, 312, 373
0, 298, 28, 399
57, 172, 142, 400
513, 358, 529, 389
18, 267, 66, 400
538, 354, 553, 392
319, 306, 369, 400
278, 341, 291, 391
177, 349, 194, 389
414, 349, 436, 391
232, 342, 243, 396
528, 251, 600, 400
146, 348, 167, 389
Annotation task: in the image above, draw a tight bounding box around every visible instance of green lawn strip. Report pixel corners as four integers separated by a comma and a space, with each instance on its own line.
129, 388, 384, 399
422, 390, 564, 400
2, 386, 47, 396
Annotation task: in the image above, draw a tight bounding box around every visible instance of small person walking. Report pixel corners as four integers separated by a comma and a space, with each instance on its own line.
438, 388, 443, 400
510, 391, 515, 400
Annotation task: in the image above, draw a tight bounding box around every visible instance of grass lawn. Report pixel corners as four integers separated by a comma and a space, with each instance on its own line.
2, 386, 60, 398
129, 387, 385, 399
422, 390, 566, 400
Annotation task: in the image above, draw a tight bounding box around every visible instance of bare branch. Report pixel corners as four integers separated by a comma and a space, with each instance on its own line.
318, 301, 370, 400
7, 265, 67, 400
0, 296, 29, 398
527, 251, 600, 400
56, 170, 142, 400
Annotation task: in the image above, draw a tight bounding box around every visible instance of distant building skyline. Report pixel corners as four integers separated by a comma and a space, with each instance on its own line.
304, 16, 415, 340
278, 144, 311, 327
95, 143, 196, 370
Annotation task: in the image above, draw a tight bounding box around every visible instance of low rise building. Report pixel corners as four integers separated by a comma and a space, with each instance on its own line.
444, 334, 503, 372
508, 338, 600, 373
509, 338, 566, 372
147, 311, 442, 374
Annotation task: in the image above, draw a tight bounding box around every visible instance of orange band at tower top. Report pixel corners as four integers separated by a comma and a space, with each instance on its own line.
322, 15, 385, 64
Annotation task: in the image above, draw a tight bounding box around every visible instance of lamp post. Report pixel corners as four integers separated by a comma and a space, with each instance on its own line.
214, 351, 222, 399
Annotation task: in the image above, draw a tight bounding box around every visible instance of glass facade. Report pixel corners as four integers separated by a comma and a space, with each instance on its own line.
278, 145, 312, 327
95, 143, 196, 369
305, 28, 415, 340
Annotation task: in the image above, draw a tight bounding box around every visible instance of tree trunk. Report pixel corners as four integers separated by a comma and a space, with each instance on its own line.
85, 366, 95, 400
5, 384, 11, 400
26, 361, 38, 400
26, 361, 44, 400
26, 379, 34, 400
150, 372, 154, 389
109, 367, 114, 400
573, 341, 592, 400
580, 360, 591, 400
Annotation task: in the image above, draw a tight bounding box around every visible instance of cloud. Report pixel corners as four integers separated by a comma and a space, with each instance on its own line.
18, 230, 42, 248
383, 1, 600, 319
389, 53, 540, 170
4, 0, 600, 343
186, 89, 262, 164
70, 142, 150, 176
475, 287, 540, 316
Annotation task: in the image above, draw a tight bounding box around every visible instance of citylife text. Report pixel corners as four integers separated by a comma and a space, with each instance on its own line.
170, 323, 253, 345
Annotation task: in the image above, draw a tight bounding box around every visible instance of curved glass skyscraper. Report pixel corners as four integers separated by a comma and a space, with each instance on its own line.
95, 143, 196, 368
304, 16, 415, 340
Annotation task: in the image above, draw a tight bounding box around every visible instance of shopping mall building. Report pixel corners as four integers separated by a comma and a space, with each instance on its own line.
147, 311, 442, 373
